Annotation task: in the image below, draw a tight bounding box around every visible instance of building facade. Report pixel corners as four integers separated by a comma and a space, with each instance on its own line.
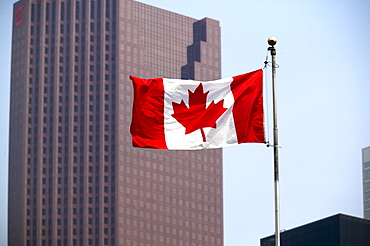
260, 214, 370, 246
9, 0, 223, 245
363, 146, 370, 220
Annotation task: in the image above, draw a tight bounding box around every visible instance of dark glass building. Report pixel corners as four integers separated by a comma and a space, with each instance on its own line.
8, 0, 222, 245
260, 214, 370, 246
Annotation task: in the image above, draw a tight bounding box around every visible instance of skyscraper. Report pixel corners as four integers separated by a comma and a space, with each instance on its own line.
8, 0, 222, 245
363, 146, 370, 220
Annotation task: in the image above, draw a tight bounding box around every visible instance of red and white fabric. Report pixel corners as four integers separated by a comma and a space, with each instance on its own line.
130, 69, 265, 149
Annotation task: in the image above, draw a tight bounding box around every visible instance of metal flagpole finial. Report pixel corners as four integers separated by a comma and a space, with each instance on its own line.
268, 37, 277, 54
268, 37, 277, 46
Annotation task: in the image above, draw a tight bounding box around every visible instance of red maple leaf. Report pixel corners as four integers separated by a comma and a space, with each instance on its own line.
171, 83, 227, 142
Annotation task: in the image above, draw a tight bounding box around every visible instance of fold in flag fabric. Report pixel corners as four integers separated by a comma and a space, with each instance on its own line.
130, 69, 265, 150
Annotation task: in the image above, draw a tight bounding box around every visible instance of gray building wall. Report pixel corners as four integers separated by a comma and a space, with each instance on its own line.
363, 146, 370, 219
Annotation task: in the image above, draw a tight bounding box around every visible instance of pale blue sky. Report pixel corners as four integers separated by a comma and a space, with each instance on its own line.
1, 0, 370, 245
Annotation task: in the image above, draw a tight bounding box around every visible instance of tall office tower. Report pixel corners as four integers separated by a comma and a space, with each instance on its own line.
363, 146, 370, 220
9, 0, 222, 245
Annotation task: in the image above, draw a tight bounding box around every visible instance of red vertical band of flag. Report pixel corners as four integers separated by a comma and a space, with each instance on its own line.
231, 69, 265, 143
129, 76, 167, 149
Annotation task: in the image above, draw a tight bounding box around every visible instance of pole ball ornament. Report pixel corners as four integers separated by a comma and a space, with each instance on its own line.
268, 37, 277, 46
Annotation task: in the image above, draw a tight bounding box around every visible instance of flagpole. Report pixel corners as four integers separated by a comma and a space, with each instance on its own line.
268, 37, 280, 246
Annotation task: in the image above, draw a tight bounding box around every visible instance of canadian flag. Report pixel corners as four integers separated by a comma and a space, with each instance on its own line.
130, 69, 265, 149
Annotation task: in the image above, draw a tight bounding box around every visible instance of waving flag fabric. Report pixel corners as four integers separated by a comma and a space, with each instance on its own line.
130, 69, 265, 150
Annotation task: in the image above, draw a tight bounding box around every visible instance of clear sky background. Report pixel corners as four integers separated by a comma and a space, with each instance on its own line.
1, 0, 370, 245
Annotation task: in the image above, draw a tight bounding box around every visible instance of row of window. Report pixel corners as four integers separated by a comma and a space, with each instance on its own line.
364, 161, 370, 169
364, 191, 370, 199
32, 3, 116, 30
26, 154, 115, 165
27, 226, 114, 236
26, 238, 114, 246
364, 169, 370, 180
30, 43, 112, 56
26, 174, 115, 186
27, 111, 115, 123
365, 210, 370, 219
26, 195, 115, 206
26, 206, 114, 218
27, 104, 115, 116
26, 162, 115, 175
34, 2, 116, 29
27, 84, 115, 107
365, 201, 370, 209
364, 182, 370, 191
26, 121, 114, 132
